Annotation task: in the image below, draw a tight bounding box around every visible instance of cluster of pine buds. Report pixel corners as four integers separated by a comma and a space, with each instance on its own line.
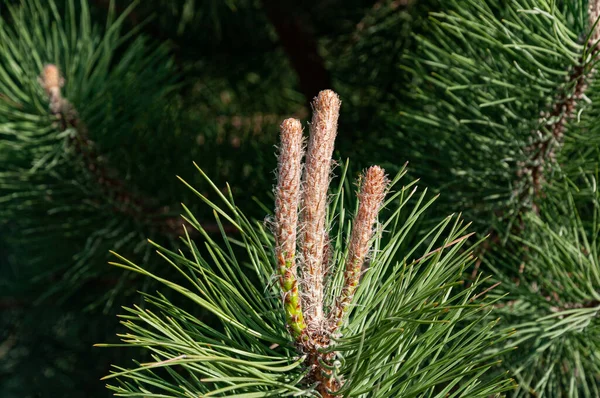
274, 90, 388, 396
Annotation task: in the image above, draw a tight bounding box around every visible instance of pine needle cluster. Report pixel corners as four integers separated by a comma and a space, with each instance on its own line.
100, 90, 514, 397
396, 0, 600, 394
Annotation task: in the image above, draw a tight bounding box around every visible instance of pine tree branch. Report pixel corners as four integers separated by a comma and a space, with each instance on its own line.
516, 63, 593, 213
515, 2, 600, 215
39, 65, 191, 237
273, 90, 391, 396
470, 4, 600, 283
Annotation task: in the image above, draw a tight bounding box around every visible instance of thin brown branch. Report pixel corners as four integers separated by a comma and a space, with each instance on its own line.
39, 65, 195, 237
261, 1, 332, 105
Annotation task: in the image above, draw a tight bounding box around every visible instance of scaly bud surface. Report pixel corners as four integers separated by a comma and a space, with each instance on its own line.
330, 166, 388, 330
274, 118, 307, 341
301, 90, 341, 332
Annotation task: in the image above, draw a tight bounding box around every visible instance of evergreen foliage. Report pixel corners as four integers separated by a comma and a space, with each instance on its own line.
491, 176, 600, 396
0, 0, 296, 395
0, 0, 179, 304
0, 0, 282, 306
3, 0, 600, 396
396, 0, 600, 395
99, 94, 514, 396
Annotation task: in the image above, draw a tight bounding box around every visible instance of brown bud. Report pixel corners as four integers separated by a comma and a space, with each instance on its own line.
301, 90, 341, 331
41, 64, 63, 96
274, 118, 308, 341
329, 165, 388, 331
275, 118, 304, 263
